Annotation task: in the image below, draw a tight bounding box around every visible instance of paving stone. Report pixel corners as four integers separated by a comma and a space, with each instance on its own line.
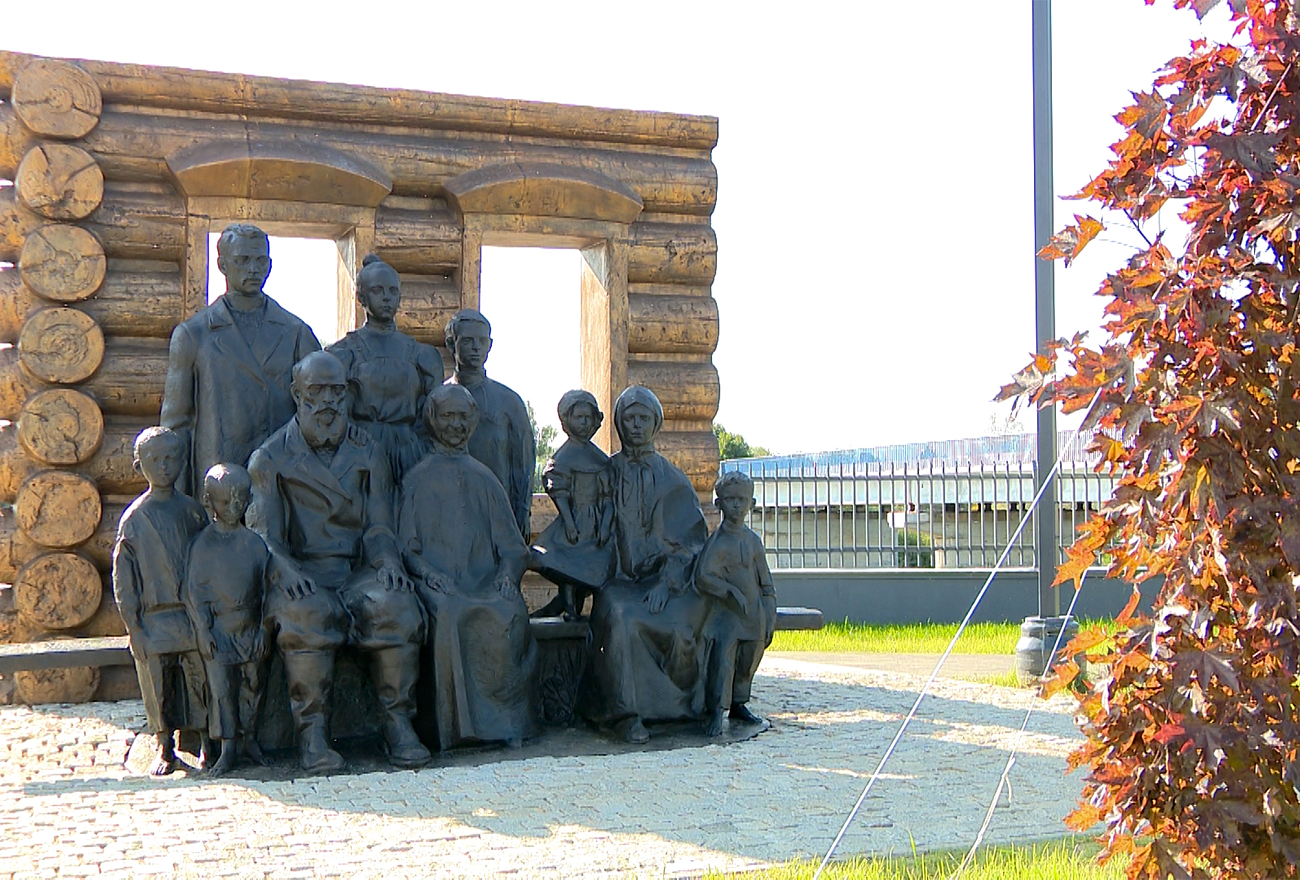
0, 656, 1085, 877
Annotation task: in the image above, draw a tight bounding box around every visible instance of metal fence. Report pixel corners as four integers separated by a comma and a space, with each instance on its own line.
720, 458, 1116, 570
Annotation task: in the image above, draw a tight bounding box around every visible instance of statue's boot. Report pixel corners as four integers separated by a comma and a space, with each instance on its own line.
373, 645, 431, 768
283, 650, 345, 775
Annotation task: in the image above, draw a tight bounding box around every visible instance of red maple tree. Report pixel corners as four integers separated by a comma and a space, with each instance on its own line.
1001, 1, 1300, 876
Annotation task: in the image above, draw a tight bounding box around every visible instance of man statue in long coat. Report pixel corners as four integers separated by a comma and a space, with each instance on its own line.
161, 223, 321, 496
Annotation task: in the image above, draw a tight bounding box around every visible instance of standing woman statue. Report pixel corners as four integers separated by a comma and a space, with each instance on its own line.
327, 254, 446, 485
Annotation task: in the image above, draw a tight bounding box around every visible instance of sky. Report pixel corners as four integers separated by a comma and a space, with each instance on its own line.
5, 0, 1236, 450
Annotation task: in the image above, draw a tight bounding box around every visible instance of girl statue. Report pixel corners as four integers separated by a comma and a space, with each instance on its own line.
327, 254, 445, 485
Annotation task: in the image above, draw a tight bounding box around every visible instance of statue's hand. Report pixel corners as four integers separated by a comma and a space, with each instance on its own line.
271, 552, 315, 599
496, 575, 518, 598
645, 583, 672, 614
564, 523, 580, 544
424, 572, 449, 594
280, 571, 316, 600
203, 639, 217, 660
635, 552, 665, 578
728, 586, 752, 618
380, 562, 415, 593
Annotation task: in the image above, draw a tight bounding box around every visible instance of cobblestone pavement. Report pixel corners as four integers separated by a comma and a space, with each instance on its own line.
0, 656, 1085, 879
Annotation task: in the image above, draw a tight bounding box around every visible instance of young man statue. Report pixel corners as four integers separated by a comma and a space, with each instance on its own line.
161, 223, 321, 496
443, 309, 535, 539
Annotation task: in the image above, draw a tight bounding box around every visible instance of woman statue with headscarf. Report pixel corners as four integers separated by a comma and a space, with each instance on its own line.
577, 385, 711, 743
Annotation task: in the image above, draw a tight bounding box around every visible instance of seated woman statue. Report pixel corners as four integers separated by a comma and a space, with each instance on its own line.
399, 384, 538, 750
577, 385, 711, 744
327, 254, 445, 486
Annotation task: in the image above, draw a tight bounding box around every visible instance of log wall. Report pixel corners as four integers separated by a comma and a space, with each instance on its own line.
0, 51, 722, 702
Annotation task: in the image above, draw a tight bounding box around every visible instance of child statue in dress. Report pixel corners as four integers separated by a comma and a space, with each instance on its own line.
531, 389, 615, 620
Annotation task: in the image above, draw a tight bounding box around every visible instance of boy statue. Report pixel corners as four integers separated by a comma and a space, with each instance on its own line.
444, 309, 535, 538
184, 463, 272, 777
695, 470, 777, 737
112, 426, 212, 774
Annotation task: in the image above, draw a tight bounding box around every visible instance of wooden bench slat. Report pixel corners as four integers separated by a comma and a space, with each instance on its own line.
0, 606, 823, 673
0, 636, 133, 673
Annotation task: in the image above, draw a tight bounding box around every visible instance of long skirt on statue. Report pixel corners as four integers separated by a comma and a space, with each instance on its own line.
424, 588, 538, 750
577, 579, 709, 726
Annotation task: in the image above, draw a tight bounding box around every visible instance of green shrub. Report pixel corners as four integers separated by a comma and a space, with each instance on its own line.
893, 527, 934, 568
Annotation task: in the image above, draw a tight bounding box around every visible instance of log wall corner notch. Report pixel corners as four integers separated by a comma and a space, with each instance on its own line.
166, 140, 393, 207
443, 162, 643, 224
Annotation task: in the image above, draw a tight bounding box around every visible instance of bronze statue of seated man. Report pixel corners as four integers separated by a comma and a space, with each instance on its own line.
248, 351, 430, 773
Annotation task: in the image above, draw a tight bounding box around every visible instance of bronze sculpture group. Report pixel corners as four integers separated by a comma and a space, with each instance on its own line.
112, 224, 775, 776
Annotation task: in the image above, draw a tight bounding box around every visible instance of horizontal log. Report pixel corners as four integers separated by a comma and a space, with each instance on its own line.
18, 226, 106, 302
0, 103, 38, 177
77, 588, 127, 638
628, 223, 717, 286
0, 416, 154, 500
15, 469, 102, 548
14, 662, 101, 704
15, 144, 104, 220
80, 338, 169, 417
0, 184, 186, 264
81, 184, 186, 262
0, 496, 128, 582
0, 347, 40, 420
628, 294, 719, 355
626, 360, 719, 422
0, 51, 718, 151
15, 551, 102, 630
373, 205, 461, 272
94, 664, 141, 701
0, 608, 37, 644
0, 337, 167, 421
71, 109, 714, 214
0, 262, 184, 341
393, 273, 458, 349
17, 388, 104, 466
18, 307, 105, 383
10, 58, 102, 140
654, 428, 720, 494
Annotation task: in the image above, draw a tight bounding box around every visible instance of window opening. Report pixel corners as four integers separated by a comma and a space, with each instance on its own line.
478, 246, 583, 440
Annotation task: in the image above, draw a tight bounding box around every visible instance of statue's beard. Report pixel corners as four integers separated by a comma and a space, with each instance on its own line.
300, 405, 347, 449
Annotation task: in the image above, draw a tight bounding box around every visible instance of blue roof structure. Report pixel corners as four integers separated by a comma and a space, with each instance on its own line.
720, 430, 1098, 478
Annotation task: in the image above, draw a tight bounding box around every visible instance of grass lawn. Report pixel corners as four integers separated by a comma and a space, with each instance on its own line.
709, 836, 1124, 879
769, 620, 1113, 655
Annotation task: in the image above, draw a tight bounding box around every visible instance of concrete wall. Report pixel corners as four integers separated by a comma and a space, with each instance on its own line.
773, 568, 1162, 625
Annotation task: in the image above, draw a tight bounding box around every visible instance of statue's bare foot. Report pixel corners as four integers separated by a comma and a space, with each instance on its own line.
244, 739, 270, 767
150, 755, 177, 776
505, 736, 523, 750
617, 717, 650, 744
729, 703, 763, 725
209, 745, 237, 778
704, 709, 726, 737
